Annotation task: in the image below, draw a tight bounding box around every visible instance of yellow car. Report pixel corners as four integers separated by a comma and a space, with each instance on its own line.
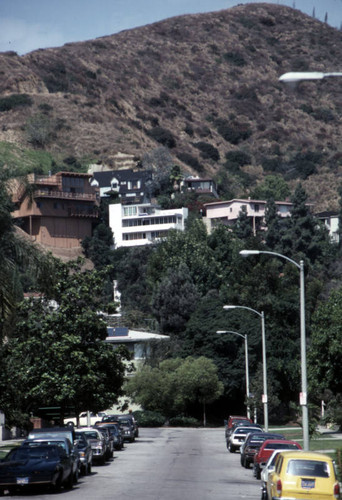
267, 450, 340, 499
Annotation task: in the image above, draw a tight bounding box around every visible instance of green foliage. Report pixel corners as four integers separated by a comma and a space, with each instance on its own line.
132, 410, 166, 427
0, 262, 130, 427
168, 416, 200, 426
251, 175, 290, 201
224, 150, 251, 172
152, 263, 200, 334
0, 94, 33, 112
309, 287, 342, 396
25, 113, 54, 147
223, 51, 246, 66
125, 356, 223, 419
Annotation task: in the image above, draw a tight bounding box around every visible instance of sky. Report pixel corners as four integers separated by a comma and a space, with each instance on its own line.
0, 0, 342, 55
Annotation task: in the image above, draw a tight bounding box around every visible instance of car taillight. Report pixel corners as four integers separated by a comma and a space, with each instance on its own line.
276, 479, 282, 496
334, 482, 340, 499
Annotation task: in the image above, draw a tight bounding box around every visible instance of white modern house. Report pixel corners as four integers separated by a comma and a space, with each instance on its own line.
109, 203, 188, 248
203, 198, 294, 235
105, 326, 169, 371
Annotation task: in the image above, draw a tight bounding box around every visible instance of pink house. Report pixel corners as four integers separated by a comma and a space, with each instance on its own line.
203, 198, 293, 235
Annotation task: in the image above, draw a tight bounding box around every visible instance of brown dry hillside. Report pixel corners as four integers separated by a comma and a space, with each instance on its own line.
1, 3, 342, 210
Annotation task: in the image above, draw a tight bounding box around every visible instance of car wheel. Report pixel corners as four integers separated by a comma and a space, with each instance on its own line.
255, 466, 261, 480
54, 472, 63, 491
228, 443, 235, 453
65, 471, 73, 490
87, 461, 92, 474
73, 467, 79, 484
244, 458, 250, 469
240, 455, 244, 466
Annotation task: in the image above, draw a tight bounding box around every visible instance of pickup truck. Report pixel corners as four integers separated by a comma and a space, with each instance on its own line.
64, 411, 108, 427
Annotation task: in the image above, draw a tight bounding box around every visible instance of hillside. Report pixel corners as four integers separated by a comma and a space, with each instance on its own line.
1, 3, 342, 210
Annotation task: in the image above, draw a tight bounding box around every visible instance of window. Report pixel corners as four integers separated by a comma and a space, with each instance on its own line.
123, 206, 137, 216
254, 204, 260, 213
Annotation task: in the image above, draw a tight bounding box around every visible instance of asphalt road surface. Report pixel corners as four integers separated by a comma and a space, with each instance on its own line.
5, 427, 261, 500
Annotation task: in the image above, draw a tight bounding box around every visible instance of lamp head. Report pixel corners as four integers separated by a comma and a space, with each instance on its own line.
216, 330, 227, 334
223, 305, 235, 310
240, 250, 260, 257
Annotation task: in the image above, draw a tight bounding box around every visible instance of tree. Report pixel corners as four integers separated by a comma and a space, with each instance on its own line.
309, 287, 342, 396
251, 175, 290, 201
0, 262, 130, 427
125, 357, 223, 423
152, 263, 200, 334
233, 205, 253, 239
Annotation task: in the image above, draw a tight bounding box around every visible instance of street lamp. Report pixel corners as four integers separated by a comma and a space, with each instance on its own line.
216, 330, 250, 419
240, 249, 309, 451
279, 71, 342, 84
223, 305, 268, 431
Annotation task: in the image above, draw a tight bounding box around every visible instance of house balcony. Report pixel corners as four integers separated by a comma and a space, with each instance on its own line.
34, 190, 97, 202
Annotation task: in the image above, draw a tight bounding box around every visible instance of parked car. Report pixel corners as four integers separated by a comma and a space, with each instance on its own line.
102, 415, 135, 442
102, 413, 139, 438
74, 431, 93, 475
240, 432, 285, 469
79, 427, 107, 465
95, 422, 124, 450
24, 433, 80, 483
0, 444, 74, 494
260, 450, 283, 500
267, 450, 340, 500
253, 439, 302, 479
225, 421, 262, 441
95, 426, 114, 459
227, 426, 263, 453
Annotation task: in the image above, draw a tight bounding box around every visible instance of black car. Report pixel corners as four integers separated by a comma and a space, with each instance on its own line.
0, 444, 74, 494
74, 431, 93, 475
95, 423, 124, 450
95, 426, 114, 459
102, 413, 139, 441
240, 432, 285, 469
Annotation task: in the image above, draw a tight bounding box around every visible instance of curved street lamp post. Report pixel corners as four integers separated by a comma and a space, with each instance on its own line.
216, 330, 250, 419
223, 305, 268, 431
240, 249, 309, 451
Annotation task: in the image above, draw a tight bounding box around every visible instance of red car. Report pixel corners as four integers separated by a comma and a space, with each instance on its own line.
253, 439, 302, 479
227, 415, 253, 428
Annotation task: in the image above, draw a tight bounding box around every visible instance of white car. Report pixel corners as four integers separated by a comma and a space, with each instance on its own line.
64, 411, 108, 427
227, 426, 263, 453
260, 450, 282, 500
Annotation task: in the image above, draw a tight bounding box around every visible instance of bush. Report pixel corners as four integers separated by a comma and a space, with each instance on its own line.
223, 51, 246, 66
168, 416, 200, 427
215, 118, 252, 144
147, 126, 176, 148
177, 152, 204, 172
0, 94, 33, 112
133, 410, 166, 427
193, 141, 220, 161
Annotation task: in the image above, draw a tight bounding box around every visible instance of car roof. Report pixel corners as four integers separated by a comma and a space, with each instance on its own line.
261, 439, 301, 446
233, 426, 262, 432
276, 450, 333, 461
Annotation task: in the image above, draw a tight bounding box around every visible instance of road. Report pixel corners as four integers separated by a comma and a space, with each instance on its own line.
6, 427, 261, 499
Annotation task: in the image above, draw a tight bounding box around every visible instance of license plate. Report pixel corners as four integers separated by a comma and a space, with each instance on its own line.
301, 478, 315, 489
17, 477, 29, 485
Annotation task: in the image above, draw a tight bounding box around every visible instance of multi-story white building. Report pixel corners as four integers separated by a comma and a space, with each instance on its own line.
109, 203, 188, 248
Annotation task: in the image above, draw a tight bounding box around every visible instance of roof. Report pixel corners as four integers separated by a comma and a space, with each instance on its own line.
92, 169, 151, 188
315, 211, 338, 217
276, 450, 333, 460
204, 198, 293, 208
105, 328, 170, 343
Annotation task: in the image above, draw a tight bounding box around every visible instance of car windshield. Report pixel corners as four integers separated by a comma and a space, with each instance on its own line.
265, 443, 299, 450
83, 431, 99, 440
9, 446, 59, 461
287, 460, 330, 477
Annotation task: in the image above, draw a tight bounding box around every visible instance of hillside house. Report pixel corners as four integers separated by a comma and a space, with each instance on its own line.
90, 169, 152, 204
316, 211, 339, 243
11, 172, 99, 249
181, 176, 218, 198
109, 202, 188, 248
105, 326, 169, 371
203, 198, 294, 235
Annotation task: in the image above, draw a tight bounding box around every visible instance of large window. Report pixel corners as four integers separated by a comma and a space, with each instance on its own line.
123, 206, 137, 216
